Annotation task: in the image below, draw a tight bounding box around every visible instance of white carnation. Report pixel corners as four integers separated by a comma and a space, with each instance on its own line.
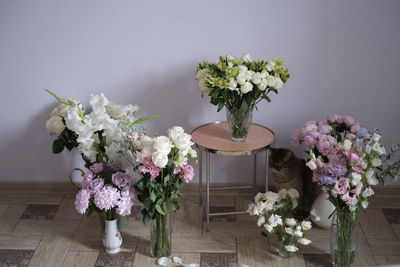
46, 116, 65, 134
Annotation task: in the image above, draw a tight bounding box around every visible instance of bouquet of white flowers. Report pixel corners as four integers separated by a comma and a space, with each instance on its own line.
248, 188, 312, 257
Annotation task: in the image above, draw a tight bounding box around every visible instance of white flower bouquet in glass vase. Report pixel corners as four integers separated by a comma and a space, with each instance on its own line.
196, 54, 290, 141
247, 188, 313, 258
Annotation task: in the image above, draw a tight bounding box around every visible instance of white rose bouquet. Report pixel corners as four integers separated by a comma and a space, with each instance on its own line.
196, 54, 290, 140
247, 188, 312, 257
131, 126, 197, 257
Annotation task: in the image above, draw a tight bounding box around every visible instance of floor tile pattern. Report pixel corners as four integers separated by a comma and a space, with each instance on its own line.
200, 252, 237, 267
94, 251, 135, 267
21, 205, 59, 220
0, 249, 34, 267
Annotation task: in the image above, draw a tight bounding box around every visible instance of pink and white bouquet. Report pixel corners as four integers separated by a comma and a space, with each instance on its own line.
247, 188, 313, 256
74, 161, 136, 220
292, 114, 386, 213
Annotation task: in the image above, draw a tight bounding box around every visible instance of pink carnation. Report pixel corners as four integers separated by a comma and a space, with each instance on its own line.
332, 178, 349, 195
93, 185, 120, 211
75, 189, 91, 214
116, 190, 135, 216
138, 158, 161, 180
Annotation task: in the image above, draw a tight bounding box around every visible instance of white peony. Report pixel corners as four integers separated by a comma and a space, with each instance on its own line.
298, 238, 312, 245
285, 218, 297, 227
153, 136, 172, 155
284, 245, 298, 253
46, 116, 65, 134
301, 221, 312, 231
152, 152, 169, 168
228, 77, 238, 91
240, 82, 253, 94
257, 216, 266, 227
268, 214, 283, 227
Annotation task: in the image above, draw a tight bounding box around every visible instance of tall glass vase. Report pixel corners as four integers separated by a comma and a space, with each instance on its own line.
150, 212, 171, 258
226, 106, 253, 142
331, 210, 357, 267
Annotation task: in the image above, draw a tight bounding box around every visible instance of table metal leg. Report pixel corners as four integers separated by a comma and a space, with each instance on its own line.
206, 151, 210, 232
252, 153, 257, 196
198, 149, 202, 206
265, 149, 269, 192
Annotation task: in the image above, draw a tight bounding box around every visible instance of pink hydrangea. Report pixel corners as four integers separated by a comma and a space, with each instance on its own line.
138, 157, 160, 180
75, 189, 91, 214
332, 178, 349, 195
93, 185, 120, 211
116, 189, 135, 216
318, 124, 333, 135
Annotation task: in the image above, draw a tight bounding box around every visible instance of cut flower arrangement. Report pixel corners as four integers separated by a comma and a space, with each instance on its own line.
248, 188, 313, 257
292, 114, 387, 266
131, 126, 197, 257
196, 53, 290, 141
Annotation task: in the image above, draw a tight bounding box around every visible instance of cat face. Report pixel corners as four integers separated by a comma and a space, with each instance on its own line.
270, 148, 293, 171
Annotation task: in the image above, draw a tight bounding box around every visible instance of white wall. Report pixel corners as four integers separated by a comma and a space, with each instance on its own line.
0, 0, 399, 184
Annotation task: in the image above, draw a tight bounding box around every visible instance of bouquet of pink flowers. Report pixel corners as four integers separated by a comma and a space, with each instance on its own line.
74, 161, 136, 220
292, 114, 386, 266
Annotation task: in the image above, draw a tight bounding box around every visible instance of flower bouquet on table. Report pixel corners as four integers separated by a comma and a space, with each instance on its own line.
247, 188, 313, 258
292, 114, 387, 267
196, 53, 290, 141
132, 126, 197, 258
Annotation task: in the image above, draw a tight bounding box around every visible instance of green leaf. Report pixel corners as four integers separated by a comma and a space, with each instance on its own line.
170, 199, 180, 212
44, 89, 74, 105
141, 209, 152, 225
217, 101, 225, 112
150, 191, 156, 202
155, 204, 166, 215
52, 139, 64, 154
163, 174, 170, 185
129, 115, 160, 126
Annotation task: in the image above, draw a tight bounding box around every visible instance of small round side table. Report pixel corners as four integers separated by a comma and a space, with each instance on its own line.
191, 121, 275, 231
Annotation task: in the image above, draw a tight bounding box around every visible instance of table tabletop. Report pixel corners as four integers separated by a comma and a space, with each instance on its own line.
191, 121, 275, 156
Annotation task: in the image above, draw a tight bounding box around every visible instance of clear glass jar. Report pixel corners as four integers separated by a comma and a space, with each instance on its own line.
150, 211, 171, 258
226, 106, 253, 142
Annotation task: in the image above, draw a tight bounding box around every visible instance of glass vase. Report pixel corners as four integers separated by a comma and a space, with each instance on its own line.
150, 212, 171, 258
331, 210, 357, 267
226, 106, 253, 142
277, 238, 296, 258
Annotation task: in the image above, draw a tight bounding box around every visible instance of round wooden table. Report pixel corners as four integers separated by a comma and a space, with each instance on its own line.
191, 121, 275, 231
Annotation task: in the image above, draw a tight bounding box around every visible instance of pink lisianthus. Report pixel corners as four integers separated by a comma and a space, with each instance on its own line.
138, 157, 160, 180
341, 192, 358, 205
306, 160, 317, 170
93, 185, 120, 211
179, 164, 194, 183
75, 189, 91, 214
332, 178, 349, 195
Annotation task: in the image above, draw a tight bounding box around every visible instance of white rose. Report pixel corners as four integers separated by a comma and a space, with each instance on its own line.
264, 224, 274, 232
372, 158, 381, 167
228, 78, 238, 91
264, 191, 280, 204
260, 70, 269, 79
273, 77, 284, 89
350, 173, 362, 186
257, 79, 268, 91
285, 218, 297, 227
173, 132, 193, 156
257, 216, 266, 227
294, 230, 303, 237
244, 70, 254, 81
240, 82, 253, 94
236, 72, 247, 85
285, 227, 294, 235
343, 139, 352, 150
284, 245, 298, 252
298, 238, 312, 245
301, 221, 312, 231
168, 126, 184, 140
242, 53, 252, 62
255, 192, 265, 204
372, 133, 381, 142
152, 152, 169, 168
153, 136, 172, 155
251, 72, 263, 85
198, 79, 209, 92
287, 188, 299, 200
46, 116, 65, 134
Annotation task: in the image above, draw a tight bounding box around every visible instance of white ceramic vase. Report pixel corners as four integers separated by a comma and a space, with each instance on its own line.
310, 192, 336, 230
103, 219, 122, 254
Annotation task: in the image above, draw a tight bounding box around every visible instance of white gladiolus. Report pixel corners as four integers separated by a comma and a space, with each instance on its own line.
367, 175, 379, 186
257, 216, 266, 227
240, 82, 253, 94
285, 245, 298, 252
298, 238, 312, 245
106, 102, 139, 119
361, 201, 369, 209
349, 204, 357, 212
46, 116, 65, 134
301, 221, 312, 231
51, 102, 74, 118
285, 218, 297, 226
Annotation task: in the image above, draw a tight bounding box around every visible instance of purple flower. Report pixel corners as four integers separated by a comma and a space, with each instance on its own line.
86, 178, 104, 194
358, 126, 368, 137
112, 172, 129, 188
317, 135, 336, 155
327, 114, 342, 123
318, 125, 333, 135
90, 163, 104, 174
81, 171, 94, 190
343, 115, 356, 127
319, 175, 337, 185
327, 163, 347, 178
75, 189, 91, 214
107, 160, 121, 171
93, 185, 120, 211
350, 124, 361, 134
116, 190, 135, 216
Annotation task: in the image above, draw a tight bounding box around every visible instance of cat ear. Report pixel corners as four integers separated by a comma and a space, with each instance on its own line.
283, 150, 292, 162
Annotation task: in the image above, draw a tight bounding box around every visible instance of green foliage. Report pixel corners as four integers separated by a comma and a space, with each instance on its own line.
51, 127, 79, 154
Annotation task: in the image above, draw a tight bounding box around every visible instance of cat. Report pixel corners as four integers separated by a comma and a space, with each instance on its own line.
269, 148, 320, 212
